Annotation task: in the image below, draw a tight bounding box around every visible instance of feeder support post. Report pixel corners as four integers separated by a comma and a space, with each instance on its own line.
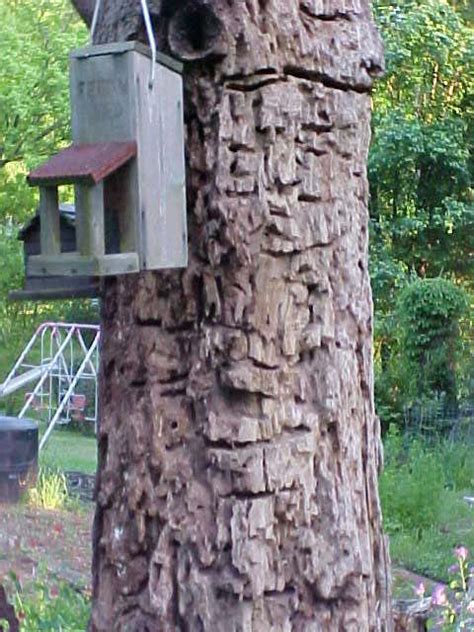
75, 182, 105, 257
39, 187, 60, 256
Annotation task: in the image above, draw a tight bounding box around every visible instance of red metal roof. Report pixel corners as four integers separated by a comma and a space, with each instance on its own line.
28, 141, 137, 186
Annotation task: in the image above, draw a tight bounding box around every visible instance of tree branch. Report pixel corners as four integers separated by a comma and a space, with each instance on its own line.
70, 0, 95, 27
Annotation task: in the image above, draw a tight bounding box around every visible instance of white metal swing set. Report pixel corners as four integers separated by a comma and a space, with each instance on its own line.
0, 322, 100, 451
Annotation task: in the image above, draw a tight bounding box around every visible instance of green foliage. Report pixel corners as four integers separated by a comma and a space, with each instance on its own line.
371, 0, 473, 272
0, 0, 87, 225
380, 428, 474, 579
40, 429, 97, 475
0, 223, 26, 345
397, 277, 469, 400
440, 441, 474, 491
444, 549, 474, 630
27, 467, 69, 510
0, 1, 95, 390
371, 0, 473, 423
381, 431, 445, 533
374, 277, 470, 422
374, 1, 472, 119
398, 278, 468, 348
10, 571, 90, 632
0, 288, 99, 400
420, 548, 474, 630
389, 526, 473, 584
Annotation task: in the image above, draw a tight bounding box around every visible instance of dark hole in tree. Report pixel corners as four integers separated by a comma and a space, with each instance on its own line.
169, 5, 223, 60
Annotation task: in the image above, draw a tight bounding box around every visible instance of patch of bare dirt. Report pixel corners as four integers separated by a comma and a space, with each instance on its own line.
0, 503, 93, 591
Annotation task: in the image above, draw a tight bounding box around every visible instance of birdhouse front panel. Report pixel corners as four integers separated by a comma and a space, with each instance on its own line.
70, 42, 187, 271
26, 141, 139, 277
10, 206, 99, 301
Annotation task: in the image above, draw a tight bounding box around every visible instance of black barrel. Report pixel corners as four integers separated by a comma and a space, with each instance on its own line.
0, 416, 38, 503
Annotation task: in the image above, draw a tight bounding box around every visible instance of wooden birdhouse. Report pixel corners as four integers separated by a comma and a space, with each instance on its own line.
25, 41, 187, 282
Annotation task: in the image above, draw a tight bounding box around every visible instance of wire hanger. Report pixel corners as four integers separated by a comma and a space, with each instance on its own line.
89, 0, 157, 88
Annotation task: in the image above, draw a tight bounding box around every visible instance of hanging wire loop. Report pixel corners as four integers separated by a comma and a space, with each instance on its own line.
89, 0, 157, 89
89, 0, 102, 45
140, 0, 157, 89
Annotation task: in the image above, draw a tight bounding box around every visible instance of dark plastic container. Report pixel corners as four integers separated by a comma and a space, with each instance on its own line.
0, 416, 38, 503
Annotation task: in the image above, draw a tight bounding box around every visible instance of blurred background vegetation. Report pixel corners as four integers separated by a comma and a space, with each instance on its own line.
370, 0, 473, 582
0, 0, 96, 377
371, 0, 472, 427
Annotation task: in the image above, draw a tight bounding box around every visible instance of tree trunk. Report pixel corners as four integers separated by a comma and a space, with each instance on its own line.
88, 1, 390, 630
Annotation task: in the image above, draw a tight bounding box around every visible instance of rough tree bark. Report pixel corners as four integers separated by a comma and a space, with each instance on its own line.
73, 1, 390, 629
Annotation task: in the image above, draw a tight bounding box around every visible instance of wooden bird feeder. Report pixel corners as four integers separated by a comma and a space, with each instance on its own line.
24, 41, 187, 284
10, 204, 99, 301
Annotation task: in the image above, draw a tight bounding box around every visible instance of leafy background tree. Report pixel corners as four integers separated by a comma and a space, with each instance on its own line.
369, 2, 473, 587
370, 0, 473, 425
0, 0, 91, 370
0, 0, 86, 224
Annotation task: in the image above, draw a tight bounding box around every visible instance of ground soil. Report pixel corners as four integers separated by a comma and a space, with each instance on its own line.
0, 502, 93, 592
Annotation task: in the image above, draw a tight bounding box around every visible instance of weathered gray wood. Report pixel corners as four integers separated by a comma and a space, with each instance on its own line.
69, 41, 187, 271
75, 182, 105, 257
393, 598, 431, 631
27, 252, 138, 277
104, 163, 139, 255
9, 283, 99, 301
96, 253, 139, 276
70, 41, 183, 74
132, 51, 187, 269
17, 203, 100, 299
39, 187, 60, 255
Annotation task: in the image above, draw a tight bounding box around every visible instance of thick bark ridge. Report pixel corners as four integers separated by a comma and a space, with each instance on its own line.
90, 1, 391, 630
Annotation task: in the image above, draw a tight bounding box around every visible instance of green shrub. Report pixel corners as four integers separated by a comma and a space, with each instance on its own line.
10, 572, 90, 632
397, 278, 469, 403
374, 277, 472, 429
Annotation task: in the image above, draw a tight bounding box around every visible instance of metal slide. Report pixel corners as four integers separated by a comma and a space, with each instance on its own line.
0, 322, 100, 450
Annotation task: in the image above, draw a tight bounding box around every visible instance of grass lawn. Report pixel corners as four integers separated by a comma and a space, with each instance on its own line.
40, 428, 97, 474
388, 492, 474, 581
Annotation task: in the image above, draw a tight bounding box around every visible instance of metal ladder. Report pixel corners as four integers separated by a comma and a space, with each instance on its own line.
0, 322, 100, 450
